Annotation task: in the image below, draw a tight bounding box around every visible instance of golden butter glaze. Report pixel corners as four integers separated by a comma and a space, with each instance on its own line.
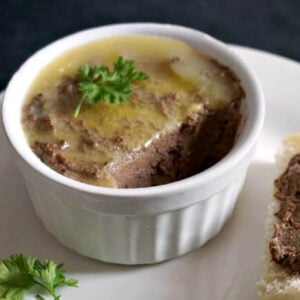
23, 35, 243, 187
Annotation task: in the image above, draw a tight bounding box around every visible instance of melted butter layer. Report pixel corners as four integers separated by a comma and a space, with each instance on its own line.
23, 35, 243, 187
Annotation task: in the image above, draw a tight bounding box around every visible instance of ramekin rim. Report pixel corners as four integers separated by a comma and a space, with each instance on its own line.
2, 22, 265, 198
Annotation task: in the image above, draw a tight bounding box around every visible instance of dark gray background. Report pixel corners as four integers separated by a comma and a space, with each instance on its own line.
1, 0, 300, 90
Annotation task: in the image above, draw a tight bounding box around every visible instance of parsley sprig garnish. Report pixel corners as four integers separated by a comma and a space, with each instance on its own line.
0, 254, 78, 300
74, 56, 149, 117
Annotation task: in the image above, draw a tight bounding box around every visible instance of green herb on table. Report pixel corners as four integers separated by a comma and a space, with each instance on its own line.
0, 254, 78, 300
74, 56, 149, 117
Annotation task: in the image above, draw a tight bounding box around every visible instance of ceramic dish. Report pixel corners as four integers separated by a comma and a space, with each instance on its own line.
1, 24, 264, 264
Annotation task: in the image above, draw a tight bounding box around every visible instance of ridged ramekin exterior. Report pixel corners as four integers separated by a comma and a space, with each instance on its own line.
20, 157, 248, 264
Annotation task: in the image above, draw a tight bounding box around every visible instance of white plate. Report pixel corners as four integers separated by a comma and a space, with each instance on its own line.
0, 45, 299, 300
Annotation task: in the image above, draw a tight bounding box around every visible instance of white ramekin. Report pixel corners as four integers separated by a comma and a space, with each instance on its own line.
1, 23, 264, 264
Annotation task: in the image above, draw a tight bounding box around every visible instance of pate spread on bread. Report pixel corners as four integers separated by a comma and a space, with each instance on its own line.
258, 134, 300, 300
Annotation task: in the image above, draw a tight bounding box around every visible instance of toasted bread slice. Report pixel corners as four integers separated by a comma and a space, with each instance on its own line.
258, 134, 300, 300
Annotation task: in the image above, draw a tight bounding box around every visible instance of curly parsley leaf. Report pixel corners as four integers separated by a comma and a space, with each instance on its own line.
0, 254, 78, 300
74, 56, 149, 117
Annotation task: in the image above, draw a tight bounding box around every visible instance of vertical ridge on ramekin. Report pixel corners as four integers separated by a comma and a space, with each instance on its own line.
22, 170, 247, 264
